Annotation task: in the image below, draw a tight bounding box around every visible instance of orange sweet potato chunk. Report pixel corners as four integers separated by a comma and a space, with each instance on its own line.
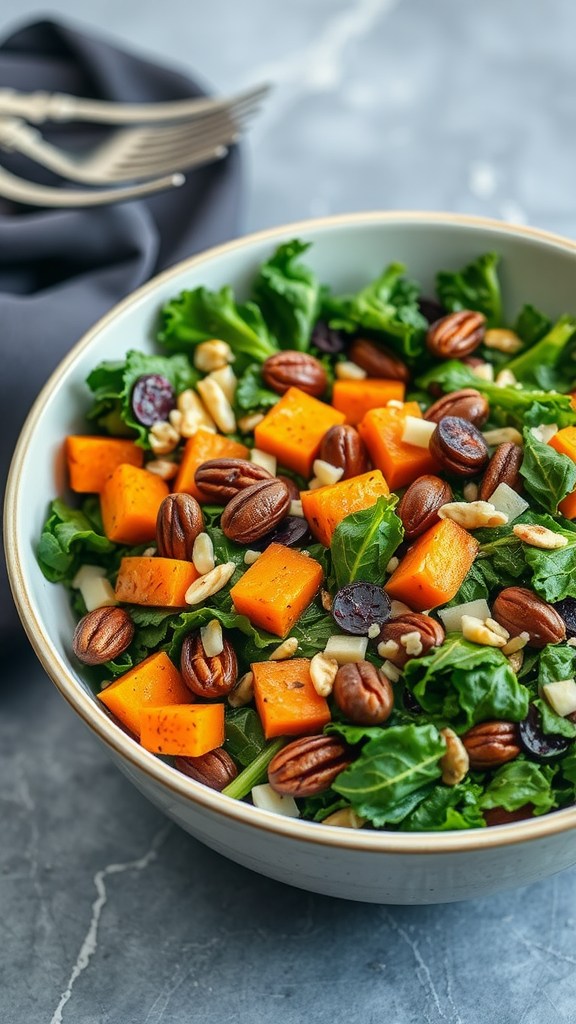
100, 463, 169, 544
549, 427, 576, 517
300, 469, 390, 547
254, 387, 345, 477
140, 703, 225, 756
252, 658, 331, 739
98, 651, 191, 738
358, 401, 440, 490
230, 542, 323, 637
332, 379, 406, 425
385, 518, 479, 612
173, 427, 248, 499
115, 556, 199, 607
66, 436, 143, 493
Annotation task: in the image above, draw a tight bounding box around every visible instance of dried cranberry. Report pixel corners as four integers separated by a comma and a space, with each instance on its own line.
418, 297, 445, 324
251, 515, 311, 551
518, 703, 571, 762
311, 320, 347, 354
332, 582, 391, 636
131, 374, 176, 426
553, 598, 576, 639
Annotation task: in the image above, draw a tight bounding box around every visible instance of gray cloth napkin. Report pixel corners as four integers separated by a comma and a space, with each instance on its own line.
0, 18, 243, 649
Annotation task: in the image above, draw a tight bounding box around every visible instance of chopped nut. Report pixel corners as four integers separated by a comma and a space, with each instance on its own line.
513, 523, 568, 549
501, 631, 529, 656
485, 617, 510, 640
482, 427, 523, 446
495, 368, 517, 387
228, 670, 254, 707
197, 378, 236, 434
507, 649, 524, 674
568, 638, 576, 648
194, 339, 234, 372
169, 408, 183, 432
244, 549, 261, 565
322, 808, 365, 828
386, 556, 400, 573
290, 499, 304, 518
269, 637, 299, 661
472, 362, 495, 382
192, 532, 215, 575
251, 784, 300, 817
484, 328, 524, 354
334, 361, 367, 380
309, 652, 339, 697
381, 659, 401, 682
390, 599, 413, 616
149, 419, 180, 455
461, 614, 507, 647
386, 399, 405, 409
530, 423, 559, 444
238, 412, 265, 433
463, 482, 479, 502
200, 619, 224, 658
251, 447, 277, 476
367, 623, 381, 640
377, 639, 400, 659
177, 390, 216, 435
145, 458, 179, 481
185, 562, 236, 605
307, 477, 323, 490
439, 727, 470, 786
438, 500, 508, 529
400, 631, 423, 657
320, 589, 333, 612
207, 364, 237, 404
142, 546, 157, 557
313, 458, 344, 486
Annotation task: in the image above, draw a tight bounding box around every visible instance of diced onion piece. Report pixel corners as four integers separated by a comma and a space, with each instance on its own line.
532, 423, 559, 444
250, 448, 277, 476
251, 784, 300, 817
80, 575, 118, 612
335, 361, 366, 380
543, 679, 576, 717
290, 499, 304, 518
324, 635, 368, 664
72, 564, 106, 589
313, 459, 344, 486
489, 482, 529, 521
401, 416, 437, 449
438, 599, 491, 633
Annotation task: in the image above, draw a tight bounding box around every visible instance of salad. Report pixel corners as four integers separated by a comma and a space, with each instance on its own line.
37, 240, 576, 832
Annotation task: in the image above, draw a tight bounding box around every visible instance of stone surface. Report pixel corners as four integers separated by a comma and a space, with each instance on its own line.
3, 1, 576, 1022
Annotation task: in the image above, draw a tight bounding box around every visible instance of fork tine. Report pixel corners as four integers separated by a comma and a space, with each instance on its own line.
112, 94, 265, 151
0, 162, 186, 207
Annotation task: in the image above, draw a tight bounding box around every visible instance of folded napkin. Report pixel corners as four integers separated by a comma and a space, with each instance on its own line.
0, 18, 243, 649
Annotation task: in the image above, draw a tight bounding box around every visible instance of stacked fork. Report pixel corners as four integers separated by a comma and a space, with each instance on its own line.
0, 83, 269, 206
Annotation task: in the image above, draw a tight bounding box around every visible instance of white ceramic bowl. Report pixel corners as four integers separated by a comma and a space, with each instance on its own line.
7, 212, 576, 905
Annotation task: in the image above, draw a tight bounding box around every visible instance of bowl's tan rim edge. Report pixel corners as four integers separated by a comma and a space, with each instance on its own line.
7, 209, 576, 857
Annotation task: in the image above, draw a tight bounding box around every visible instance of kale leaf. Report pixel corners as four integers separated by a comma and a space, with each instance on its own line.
235, 363, 279, 413
436, 252, 502, 327
330, 495, 404, 589
157, 285, 278, 362
252, 239, 321, 351
505, 315, 576, 389
402, 780, 485, 831
37, 497, 115, 583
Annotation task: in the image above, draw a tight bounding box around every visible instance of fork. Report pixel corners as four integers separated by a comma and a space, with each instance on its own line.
0, 162, 188, 206
0, 82, 269, 125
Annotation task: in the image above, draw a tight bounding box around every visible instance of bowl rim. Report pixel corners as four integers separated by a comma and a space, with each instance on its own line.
7, 208, 576, 855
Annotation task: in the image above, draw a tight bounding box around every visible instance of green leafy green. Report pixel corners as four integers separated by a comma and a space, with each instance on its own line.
436, 252, 502, 327
323, 262, 428, 359
505, 315, 576, 389
330, 495, 403, 589
404, 634, 529, 730
37, 498, 115, 583
332, 724, 446, 826
225, 707, 267, 767
86, 350, 198, 446
235, 363, 280, 413
222, 738, 286, 800
538, 643, 576, 691
325, 721, 390, 745
252, 239, 321, 351
443, 562, 490, 607
298, 790, 351, 822
520, 516, 576, 602
402, 780, 485, 831
533, 699, 576, 739
520, 427, 576, 513
158, 285, 278, 362
514, 304, 552, 347
479, 760, 557, 816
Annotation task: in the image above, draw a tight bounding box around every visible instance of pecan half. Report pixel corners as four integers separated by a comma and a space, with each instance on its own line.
348, 338, 410, 382
221, 477, 291, 544
268, 734, 353, 796
397, 474, 453, 539
174, 748, 238, 791
483, 804, 534, 826
319, 424, 370, 480
424, 388, 489, 428
462, 721, 520, 770
276, 474, 300, 501
426, 310, 486, 358
156, 493, 204, 560
492, 587, 566, 648
478, 443, 524, 501
73, 606, 134, 666
262, 351, 327, 398
181, 633, 238, 697
194, 458, 272, 504
378, 613, 445, 668
332, 661, 394, 725
429, 416, 490, 477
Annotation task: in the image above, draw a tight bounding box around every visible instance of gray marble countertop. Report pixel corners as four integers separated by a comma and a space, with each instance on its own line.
3, 2, 576, 1021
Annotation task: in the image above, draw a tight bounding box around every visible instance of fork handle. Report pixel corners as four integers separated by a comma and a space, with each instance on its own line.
0, 83, 269, 125
0, 163, 184, 207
